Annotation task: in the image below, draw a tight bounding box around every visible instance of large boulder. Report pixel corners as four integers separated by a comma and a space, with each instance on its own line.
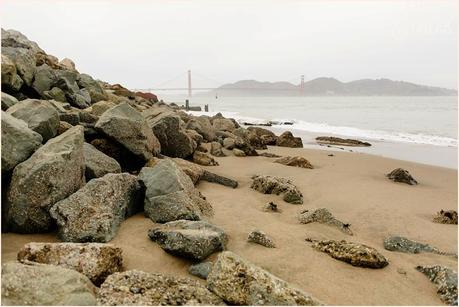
83, 142, 121, 180
1, 46, 36, 87
6, 98, 60, 142
186, 116, 216, 141
1, 91, 18, 110
97, 270, 224, 305
76, 73, 108, 103
148, 220, 227, 261
212, 117, 236, 132
17, 242, 123, 286
247, 127, 278, 145
416, 265, 457, 305
6, 126, 85, 233
1, 54, 23, 92
233, 127, 267, 150
276, 131, 303, 148
32, 64, 58, 96
1, 28, 44, 55
207, 251, 323, 305
1, 261, 97, 306
138, 160, 213, 223
50, 173, 142, 243
1, 111, 42, 174
88, 100, 116, 116
251, 175, 303, 204
95, 102, 160, 161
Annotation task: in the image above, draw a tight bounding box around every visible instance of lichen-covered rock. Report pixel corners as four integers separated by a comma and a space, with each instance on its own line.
50, 173, 142, 243
433, 210, 458, 225
1, 91, 18, 110
248, 229, 276, 248
299, 208, 353, 235
233, 148, 246, 157
276, 131, 303, 148
17, 242, 123, 286
1, 261, 97, 306
189, 262, 213, 279
1, 111, 42, 174
274, 156, 313, 169
210, 141, 225, 157
6, 125, 85, 233
315, 136, 371, 147
386, 168, 418, 185
95, 102, 160, 161
416, 265, 458, 305
83, 142, 121, 179
251, 175, 303, 204
148, 220, 227, 261
193, 151, 219, 166
308, 239, 388, 268
383, 236, 455, 257
97, 270, 224, 305
6, 98, 60, 142
207, 251, 323, 305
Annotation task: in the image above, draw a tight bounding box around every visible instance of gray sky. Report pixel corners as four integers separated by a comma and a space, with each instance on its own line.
1, 0, 457, 89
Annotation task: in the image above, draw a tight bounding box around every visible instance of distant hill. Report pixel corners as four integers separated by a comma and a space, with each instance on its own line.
202, 78, 457, 96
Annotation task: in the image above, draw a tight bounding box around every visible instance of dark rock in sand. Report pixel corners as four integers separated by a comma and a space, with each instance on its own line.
276, 131, 303, 148
83, 142, 121, 179
189, 262, 213, 279
1, 92, 18, 110
386, 168, 418, 185
299, 208, 353, 235
251, 175, 303, 204
97, 269, 224, 305
416, 265, 458, 305
383, 236, 456, 257
315, 136, 371, 147
193, 151, 219, 166
148, 220, 227, 261
433, 210, 458, 225
248, 229, 276, 248
263, 201, 281, 213
274, 156, 313, 169
50, 173, 142, 243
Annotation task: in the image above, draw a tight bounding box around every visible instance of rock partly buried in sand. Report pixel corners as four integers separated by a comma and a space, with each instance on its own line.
201, 170, 239, 189
416, 265, 458, 306
50, 173, 142, 243
17, 242, 123, 286
433, 210, 458, 225
315, 136, 371, 147
307, 239, 389, 268
6, 125, 85, 233
138, 160, 213, 223
1, 111, 42, 174
386, 168, 418, 185
276, 131, 303, 148
207, 251, 323, 305
95, 102, 161, 161
263, 201, 281, 213
248, 229, 276, 248
383, 236, 456, 257
233, 148, 246, 157
1, 261, 97, 306
148, 220, 227, 261
259, 152, 282, 158
97, 270, 224, 306
193, 151, 219, 166
251, 175, 303, 204
189, 262, 213, 279
83, 142, 121, 179
274, 156, 313, 169
299, 208, 353, 235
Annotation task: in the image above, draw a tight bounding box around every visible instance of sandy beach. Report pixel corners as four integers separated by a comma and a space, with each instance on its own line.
2, 145, 457, 305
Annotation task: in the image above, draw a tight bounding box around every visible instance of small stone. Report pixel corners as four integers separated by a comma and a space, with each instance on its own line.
263, 201, 281, 213
188, 262, 213, 279
433, 210, 458, 225
397, 268, 407, 275
416, 265, 457, 305
248, 229, 276, 248
386, 168, 418, 185
274, 156, 313, 169
299, 208, 353, 235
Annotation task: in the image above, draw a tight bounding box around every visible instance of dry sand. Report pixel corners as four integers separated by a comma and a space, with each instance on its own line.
2, 146, 457, 305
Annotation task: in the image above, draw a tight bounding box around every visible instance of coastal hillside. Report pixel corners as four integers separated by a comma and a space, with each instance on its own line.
203, 78, 458, 96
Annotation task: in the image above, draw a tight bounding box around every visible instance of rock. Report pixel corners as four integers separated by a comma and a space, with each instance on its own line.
276, 131, 303, 148
416, 265, 458, 305
44, 86, 67, 102
17, 242, 123, 286
299, 208, 353, 235
383, 236, 456, 257
223, 137, 236, 149
1, 46, 36, 87
1, 261, 97, 306
1, 28, 44, 54
32, 64, 57, 96
259, 152, 282, 158
433, 210, 458, 225
138, 160, 213, 223
1, 91, 18, 110
316, 136, 371, 147
1, 111, 42, 174
148, 220, 227, 261
247, 229, 276, 248
170, 158, 205, 184
307, 239, 388, 269
135, 91, 158, 101
76, 73, 108, 103
1, 54, 23, 92
212, 117, 236, 132
88, 100, 116, 116
251, 175, 303, 204
95, 102, 161, 161
231, 128, 261, 155
6, 98, 60, 142
193, 151, 219, 166
207, 251, 323, 305
211, 141, 225, 157
263, 201, 281, 213
97, 270, 224, 305
233, 148, 246, 157
59, 58, 77, 72
189, 262, 213, 279
201, 170, 239, 189
186, 116, 216, 142
6, 126, 85, 233
50, 173, 142, 243
186, 129, 204, 145
247, 127, 278, 145
83, 142, 121, 179
274, 156, 313, 169
386, 168, 418, 185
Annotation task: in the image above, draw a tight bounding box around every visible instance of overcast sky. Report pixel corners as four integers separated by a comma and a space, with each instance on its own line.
1, 0, 457, 89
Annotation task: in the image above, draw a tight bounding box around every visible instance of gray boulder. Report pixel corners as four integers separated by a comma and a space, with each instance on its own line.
251, 175, 303, 204
1, 111, 42, 174
186, 116, 216, 141
50, 173, 142, 243
212, 117, 236, 132
76, 73, 108, 103
1, 46, 36, 87
6, 99, 60, 142
32, 64, 57, 96
6, 125, 85, 233
189, 262, 213, 279
1, 54, 23, 92
1, 261, 97, 306
83, 142, 121, 179
95, 102, 161, 161
1, 91, 18, 110
207, 251, 323, 305
416, 265, 457, 305
43, 86, 68, 103
148, 220, 228, 261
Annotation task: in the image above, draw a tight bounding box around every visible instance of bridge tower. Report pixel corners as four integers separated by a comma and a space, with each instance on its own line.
300, 75, 305, 96
187, 70, 192, 98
